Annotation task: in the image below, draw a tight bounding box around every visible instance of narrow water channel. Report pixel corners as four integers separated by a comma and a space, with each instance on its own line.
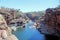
13, 22, 45, 40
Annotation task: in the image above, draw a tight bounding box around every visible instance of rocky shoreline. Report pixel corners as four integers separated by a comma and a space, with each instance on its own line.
0, 14, 18, 40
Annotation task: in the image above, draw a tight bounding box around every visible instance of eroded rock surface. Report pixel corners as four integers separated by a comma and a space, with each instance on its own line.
0, 14, 18, 40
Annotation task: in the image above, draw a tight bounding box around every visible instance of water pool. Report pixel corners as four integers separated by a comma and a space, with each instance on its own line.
13, 22, 45, 40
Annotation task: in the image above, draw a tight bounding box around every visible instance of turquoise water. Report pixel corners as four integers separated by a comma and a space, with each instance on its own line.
13, 22, 45, 40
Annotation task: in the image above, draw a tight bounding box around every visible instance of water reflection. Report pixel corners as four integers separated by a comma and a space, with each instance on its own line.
13, 22, 45, 40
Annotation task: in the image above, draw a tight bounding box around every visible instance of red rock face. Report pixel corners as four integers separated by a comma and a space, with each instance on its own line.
45, 8, 60, 25
40, 8, 60, 35
57, 15, 60, 24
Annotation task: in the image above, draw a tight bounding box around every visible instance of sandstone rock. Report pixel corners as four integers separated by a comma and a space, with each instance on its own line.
0, 14, 18, 40
6, 35, 18, 40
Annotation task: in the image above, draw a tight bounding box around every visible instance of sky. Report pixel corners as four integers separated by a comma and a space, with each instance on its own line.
0, 0, 59, 12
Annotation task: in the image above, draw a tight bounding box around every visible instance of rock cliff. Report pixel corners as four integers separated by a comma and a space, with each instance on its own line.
0, 14, 18, 40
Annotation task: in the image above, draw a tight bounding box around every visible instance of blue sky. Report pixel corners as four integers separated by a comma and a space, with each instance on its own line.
0, 0, 59, 12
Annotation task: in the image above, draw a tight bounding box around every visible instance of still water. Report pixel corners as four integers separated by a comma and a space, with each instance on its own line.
13, 22, 45, 40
